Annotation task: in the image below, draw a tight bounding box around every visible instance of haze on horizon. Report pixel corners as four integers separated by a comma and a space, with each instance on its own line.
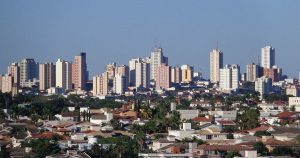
0, 0, 300, 78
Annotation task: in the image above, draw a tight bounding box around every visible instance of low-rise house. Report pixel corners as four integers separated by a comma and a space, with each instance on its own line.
192, 126, 227, 141
55, 112, 80, 121
215, 120, 236, 129
168, 123, 195, 140
208, 111, 237, 121
90, 112, 113, 125
273, 111, 300, 124
192, 144, 255, 158
177, 110, 199, 120
192, 116, 213, 126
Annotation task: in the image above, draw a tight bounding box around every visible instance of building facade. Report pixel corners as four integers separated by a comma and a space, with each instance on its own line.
39, 62, 56, 91
261, 46, 275, 69
210, 49, 223, 83
72, 52, 87, 90
136, 62, 150, 89
181, 65, 193, 83
150, 47, 168, 81
56, 59, 72, 90
156, 64, 171, 90
92, 72, 109, 96
171, 66, 182, 84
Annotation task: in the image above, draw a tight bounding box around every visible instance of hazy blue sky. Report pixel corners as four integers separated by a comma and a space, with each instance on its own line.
1, 0, 300, 78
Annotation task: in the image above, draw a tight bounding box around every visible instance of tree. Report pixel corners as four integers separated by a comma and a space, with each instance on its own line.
253, 142, 269, 156
254, 131, 271, 137
225, 151, 242, 158
0, 109, 7, 120
271, 146, 294, 156
110, 118, 122, 130
237, 109, 259, 130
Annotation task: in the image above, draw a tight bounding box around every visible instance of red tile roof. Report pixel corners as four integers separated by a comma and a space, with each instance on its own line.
274, 111, 298, 118
196, 144, 252, 151
248, 125, 272, 132
216, 120, 236, 125
192, 117, 212, 122
31, 132, 57, 139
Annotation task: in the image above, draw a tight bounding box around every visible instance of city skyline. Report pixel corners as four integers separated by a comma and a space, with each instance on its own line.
1, 1, 300, 78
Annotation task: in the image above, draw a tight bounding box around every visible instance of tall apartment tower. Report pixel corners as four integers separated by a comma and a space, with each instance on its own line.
129, 58, 142, 86
39, 62, 56, 91
105, 63, 116, 80
116, 65, 129, 79
156, 64, 171, 90
7, 63, 20, 86
56, 59, 72, 90
181, 64, 194, 83
246, 63, 260, 82
210, 49, 223, 83
19, 58, 39, 85
171, 66, 182, 84
150, 47, 168, 81
220, 64, 240, 90
113, 74, 127, 94
261, 46, 275, 68
93, 72, 109, 96
72, 52, 87, 90
136, 62, 150, 89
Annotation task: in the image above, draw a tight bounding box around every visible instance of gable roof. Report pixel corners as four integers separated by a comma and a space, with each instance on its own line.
274, 111, 299, 118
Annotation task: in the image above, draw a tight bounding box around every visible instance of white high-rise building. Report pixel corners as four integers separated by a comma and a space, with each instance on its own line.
261, 46, 275, 68
150, 47, 168, 81
56, 59, 72, 90
129, 58, 142, 86
136, 62, 150, 89
113, 74, 127, 94
219, 64, 240, 90
255, 76, 272, 100
210, 49, 223, 83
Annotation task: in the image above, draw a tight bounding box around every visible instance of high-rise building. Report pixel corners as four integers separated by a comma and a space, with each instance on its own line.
210, 49, 223, 83
0, 74, 13, 93
246, 63, 261, 82
150, 47, 168, 81
105, 63, 116, 80
219, 64, 240, 90
136, 62, 150, 88
56, 59, 72, 90
116, 65, 129, 79
39, 62, 56, 91
7, 63, 20, 86
156, 64, 171, 90
113, 74, 127, 94
255, 76, 272, 100
129, 58, 142, 86
263, 67, 278, 82
261, 46, 275, 68
72, 52, 87, 90
231, 64, 240, 89
19, 58, 39, 86
93, 72, 109, 96
181, 65, 193, 83
171, 66, 182, 84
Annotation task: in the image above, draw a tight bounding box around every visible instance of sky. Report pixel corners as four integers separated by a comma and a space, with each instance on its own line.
1, 0, 300, 78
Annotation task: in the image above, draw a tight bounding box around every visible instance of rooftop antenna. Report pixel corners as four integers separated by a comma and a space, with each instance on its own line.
216, 40, 219, 50
257, 55, 261, 65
